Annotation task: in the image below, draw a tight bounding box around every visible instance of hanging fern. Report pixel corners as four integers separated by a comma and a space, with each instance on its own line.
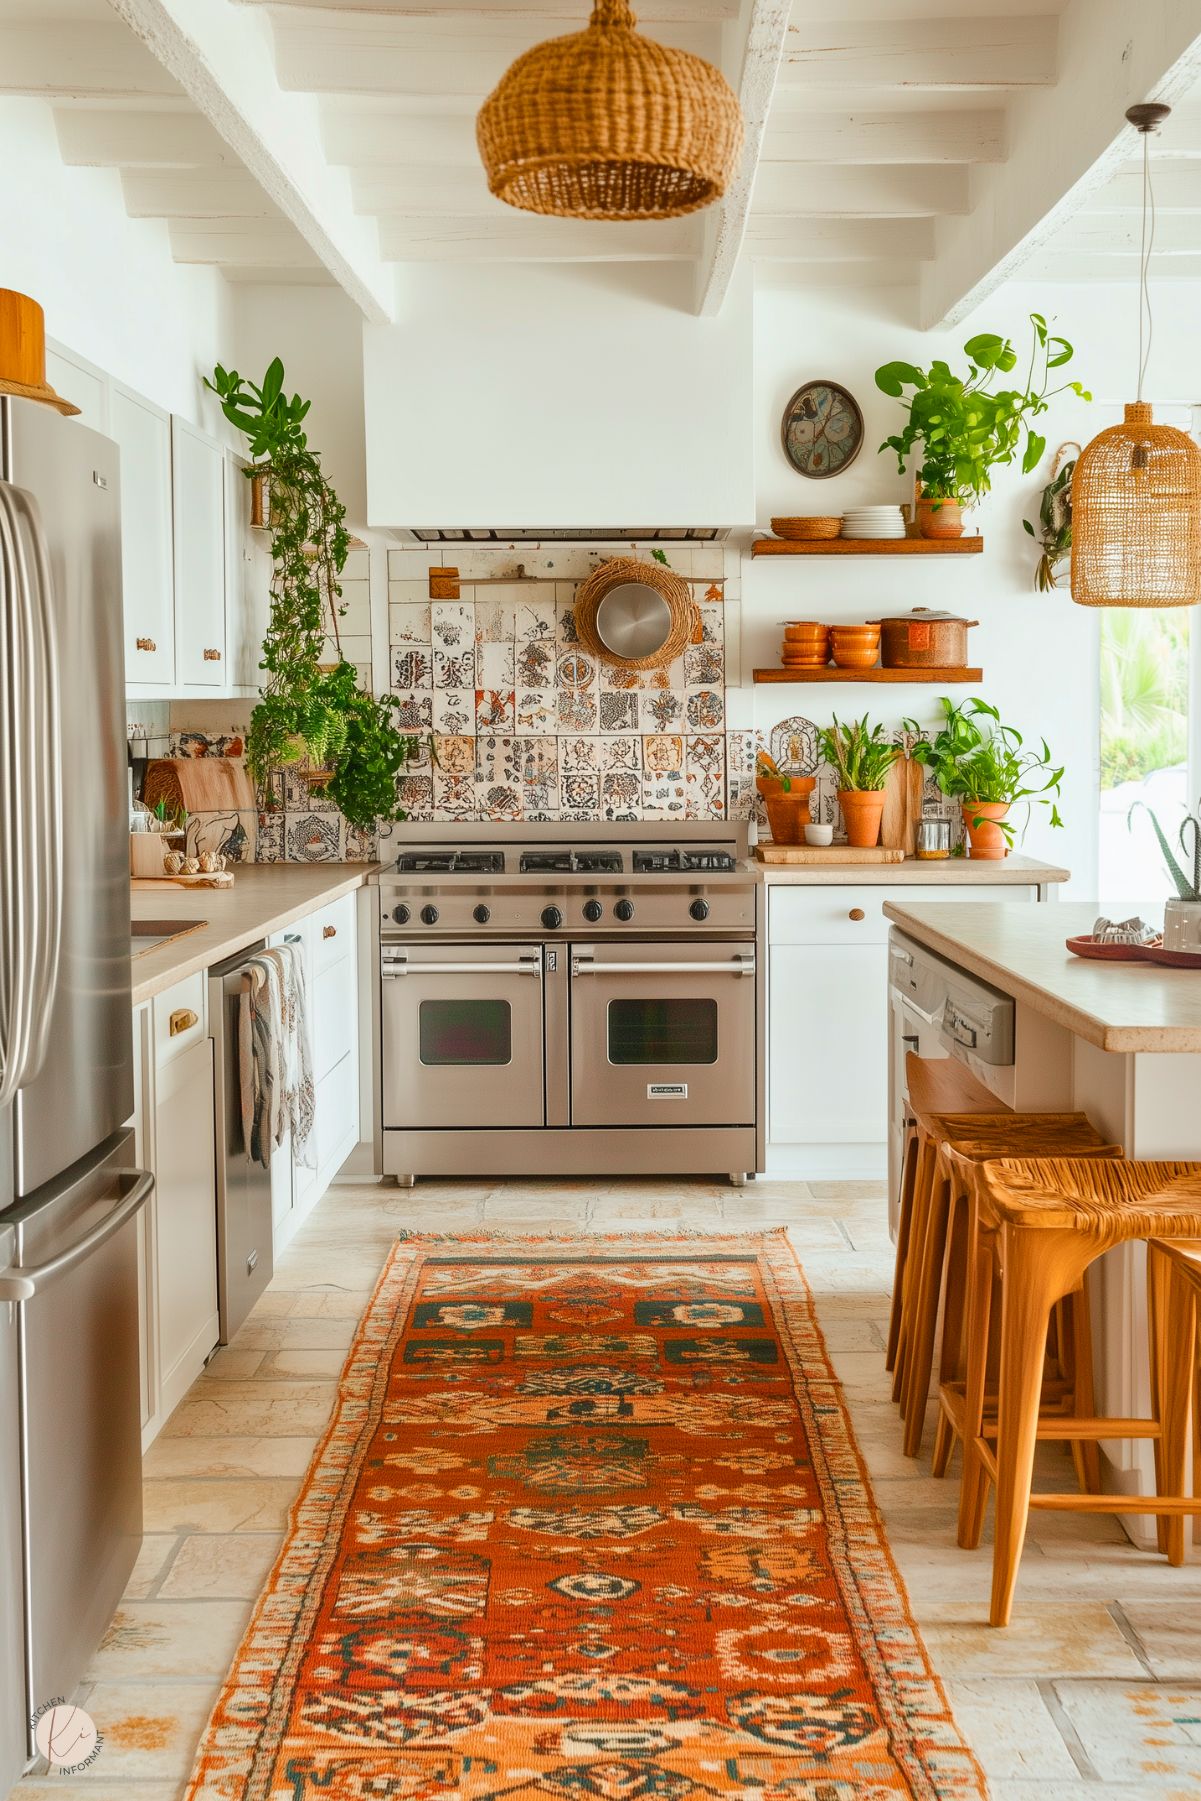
205, 358, 418, 832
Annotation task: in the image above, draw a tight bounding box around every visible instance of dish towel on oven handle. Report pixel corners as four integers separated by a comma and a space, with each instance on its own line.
238, 945, 316, 1170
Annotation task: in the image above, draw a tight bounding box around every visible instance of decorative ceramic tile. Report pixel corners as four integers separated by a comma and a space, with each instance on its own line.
686, 689, 724, 732
687, 735, 727, 817
599, 660, 640, 694
433, 770, 476, 816
476, 779, 521, 821
476, 689, 515, 730
171, 730, 245, 759
643, 772, 687, 817
286, 814, 341, 861
256, 809, 285, 862
517, 736, 558, 783
283, 766, 337, 813
770, 716, 820, 775
390, 602, 431, 645
555, 605, 580, 647
514, 689, 556, 731
641, 657, 685, 691
557, 690, 597, 732
602, 770, 642, 817
515, 598, 557, 641
431, 601, 474, 650
561, 736, 598, 774
699, 602, 725, 645
643, 734, 685, 777
599, 734, 642, 773
599, 690, 638, 732
561, 772, 599, 810
684, 644, 723, 687
523, 781, 559, 820
397, 773, 434, 817
432, 689, 476, 735
516, 640, 554, 688
475, 598, 512, 644
392, 690, 434, 731
556, 648, 597, 691
344, 823, 378, 862
476, 734, 522, 791
639, 689, 684, 733
432, 734, 476, 777
477, 639, 515, 690
433, 643, 475, 689
725, 730, 760, 822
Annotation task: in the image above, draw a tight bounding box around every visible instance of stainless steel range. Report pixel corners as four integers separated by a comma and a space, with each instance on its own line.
372, 822, 764, 1185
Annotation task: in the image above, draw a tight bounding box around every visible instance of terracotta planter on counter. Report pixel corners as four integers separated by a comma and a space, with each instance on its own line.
962, 800, 1010, 859
916, 496, 965, 540
839, 788, 886, 849
757, 774, 816, 845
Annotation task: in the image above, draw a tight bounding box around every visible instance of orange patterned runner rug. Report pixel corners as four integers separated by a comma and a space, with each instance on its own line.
185, 1230, 984, 1800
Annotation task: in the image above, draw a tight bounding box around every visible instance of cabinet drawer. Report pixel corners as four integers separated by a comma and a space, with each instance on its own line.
153, 972, 207, 1064
768, 883, 1036, 946
313, 894, 355, 974
314, 959, 356, 1082
316, 1050, 357, 1179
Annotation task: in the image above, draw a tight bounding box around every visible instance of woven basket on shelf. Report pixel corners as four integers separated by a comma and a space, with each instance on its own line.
574, 556, 698, 670
1071, 403, 1201, 607
476, 0, 743, 221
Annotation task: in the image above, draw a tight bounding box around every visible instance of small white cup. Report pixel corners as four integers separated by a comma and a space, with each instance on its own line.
804, 822, 834, 847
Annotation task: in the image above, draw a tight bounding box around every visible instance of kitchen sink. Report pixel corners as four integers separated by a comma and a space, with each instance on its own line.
130, 918, 208, 957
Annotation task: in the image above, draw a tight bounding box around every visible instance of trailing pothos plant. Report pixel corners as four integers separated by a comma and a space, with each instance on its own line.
875, 314, 1091, 508
205, 358, 418, 832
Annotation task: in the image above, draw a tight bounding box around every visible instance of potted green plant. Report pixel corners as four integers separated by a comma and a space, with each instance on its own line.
1129, 797, 1201, 952
816, 714, 901, 848
875, 315, 1090, 539
205, 358, 419, 833
755, 749, 816, 844
905, 697, 1064, 858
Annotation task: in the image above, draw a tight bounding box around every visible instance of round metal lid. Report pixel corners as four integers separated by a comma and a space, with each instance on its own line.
595, 582, 673, 661
867, 606, 978, 625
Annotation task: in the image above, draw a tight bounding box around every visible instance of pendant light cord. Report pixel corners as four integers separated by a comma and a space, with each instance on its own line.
1137, 123, 1157, 402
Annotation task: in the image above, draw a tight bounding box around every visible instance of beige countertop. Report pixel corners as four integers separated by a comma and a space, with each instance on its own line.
885, 900, 1201, 1053
130, 863, 376, 1004
760, 852, 1070, 887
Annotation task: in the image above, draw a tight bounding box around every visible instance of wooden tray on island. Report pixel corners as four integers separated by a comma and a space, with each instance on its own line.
756, 844, 905, 865
132, 871, 235, 891
1063, 936, 1201, 969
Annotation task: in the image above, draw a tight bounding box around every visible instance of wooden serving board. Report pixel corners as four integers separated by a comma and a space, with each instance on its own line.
755, 844, 905, 865
131, 872, 235, 890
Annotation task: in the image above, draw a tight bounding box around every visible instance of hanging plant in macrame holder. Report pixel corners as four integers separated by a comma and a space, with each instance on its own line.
1024, 441, 1080, 592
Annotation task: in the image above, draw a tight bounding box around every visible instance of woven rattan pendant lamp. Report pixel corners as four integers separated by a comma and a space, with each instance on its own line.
1071, 102, 1201, 607
476, 0, 743, 221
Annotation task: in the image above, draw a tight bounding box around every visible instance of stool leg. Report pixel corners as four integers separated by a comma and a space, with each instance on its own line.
1159, 1257, 1195, 1566
1068, 1283, 1102, 1495
893, 1133, 933, 1406
903, 1165, 952, 1457
1148, 1245, 1173, 1556
886, 1125, 919, 1374
990, 1229, 1088, 1628
932, 1186, 969, 1478
958, 1210, 995, 1550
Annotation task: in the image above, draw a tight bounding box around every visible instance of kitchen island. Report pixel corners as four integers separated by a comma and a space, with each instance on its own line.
885, 898, 1201, 1542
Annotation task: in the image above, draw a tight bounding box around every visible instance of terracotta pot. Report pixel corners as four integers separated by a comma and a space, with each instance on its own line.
757, 775, 816, 844
839, 788, 886, 849
962, 799, 1010, 859
917, 496, 965, 540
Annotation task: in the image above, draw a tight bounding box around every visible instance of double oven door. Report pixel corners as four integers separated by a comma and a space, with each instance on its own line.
381, 936, 756, 1132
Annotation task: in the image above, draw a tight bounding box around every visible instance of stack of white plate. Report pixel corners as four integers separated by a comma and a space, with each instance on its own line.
841, 506, 906, 540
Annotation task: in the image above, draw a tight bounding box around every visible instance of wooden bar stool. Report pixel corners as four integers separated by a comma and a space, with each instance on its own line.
895, 1100, 1118, 1460
958, 1157, 1201, 1627
1145, 1240, 1201, 1565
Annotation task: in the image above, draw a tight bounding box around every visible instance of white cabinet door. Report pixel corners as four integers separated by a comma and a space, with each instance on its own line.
45, 343, 108, 432
112, 385, 175, 687
224, 449, 271, 693
769, 941, 890, 1148
154, 1034, 220, 1416
172, 416, 228, 688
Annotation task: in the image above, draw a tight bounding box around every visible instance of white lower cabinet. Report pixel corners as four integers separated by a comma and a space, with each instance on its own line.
154, 1036, 220, 1419
766, 882, 1040, 1177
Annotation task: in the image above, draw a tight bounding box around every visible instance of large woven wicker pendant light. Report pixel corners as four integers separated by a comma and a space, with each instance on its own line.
476, 0, 743, 222
1071, 102, 1201, 608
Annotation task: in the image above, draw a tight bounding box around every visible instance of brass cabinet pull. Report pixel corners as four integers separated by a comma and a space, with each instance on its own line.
323, 924, 337, 939
135, 637, 156, 652
169, 1007, 198, 1037
203, 648, 222, 661
848, 908, 866, 921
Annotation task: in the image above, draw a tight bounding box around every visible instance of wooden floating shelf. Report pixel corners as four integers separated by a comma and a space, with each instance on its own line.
754, 665, 984, 685
751, 536, 983, 557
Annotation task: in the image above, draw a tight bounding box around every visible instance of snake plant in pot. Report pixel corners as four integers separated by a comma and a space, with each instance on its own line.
904, 697, 1064, 858
816, 714, 901, 848
1130, 797, 1201, 951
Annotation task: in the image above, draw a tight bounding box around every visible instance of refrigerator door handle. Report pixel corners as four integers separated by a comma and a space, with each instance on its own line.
0, 487, 30, 1107
0, 1170, 153, 1301
2, 482, 63, 1087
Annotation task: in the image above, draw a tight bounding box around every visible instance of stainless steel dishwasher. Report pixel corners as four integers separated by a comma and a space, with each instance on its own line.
209, 946, 274, 1342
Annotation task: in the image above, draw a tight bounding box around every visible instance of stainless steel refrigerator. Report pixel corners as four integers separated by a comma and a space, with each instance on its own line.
0, 396, 152, 1794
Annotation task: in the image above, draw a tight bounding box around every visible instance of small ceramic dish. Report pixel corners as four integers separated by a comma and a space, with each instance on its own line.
804, 823, 834, 847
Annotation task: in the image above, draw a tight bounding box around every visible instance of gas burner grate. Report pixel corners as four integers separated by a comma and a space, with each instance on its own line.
519, 850, 625, 875
395, 851, 506, 875
633, 849, 738, 874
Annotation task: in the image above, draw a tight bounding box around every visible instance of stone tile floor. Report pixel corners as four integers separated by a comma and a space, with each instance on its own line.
16, 1164, 1201, 1799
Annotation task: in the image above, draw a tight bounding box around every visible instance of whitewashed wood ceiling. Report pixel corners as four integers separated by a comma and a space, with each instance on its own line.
4, 0, 1201, 321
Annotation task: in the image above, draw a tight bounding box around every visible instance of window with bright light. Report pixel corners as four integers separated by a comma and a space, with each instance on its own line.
1098, 608, 1191, 903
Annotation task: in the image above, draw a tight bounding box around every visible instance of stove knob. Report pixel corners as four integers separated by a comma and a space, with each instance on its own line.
582, 899, 604, 923
473, 904, 491, 925
689, 898, 710, 922
392, 903, 411, 925
541, 905, 564, 930
614, 898, 635, 923
420, 904, 440, 926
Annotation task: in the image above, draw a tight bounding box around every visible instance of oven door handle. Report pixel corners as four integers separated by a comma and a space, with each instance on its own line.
382, 956, 543, 979
571, 955, 755, 978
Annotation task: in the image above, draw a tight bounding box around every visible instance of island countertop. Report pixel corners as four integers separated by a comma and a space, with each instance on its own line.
884, 900, 1201, 1053
130, 863, 377, 1004
760, 851, 1068, 887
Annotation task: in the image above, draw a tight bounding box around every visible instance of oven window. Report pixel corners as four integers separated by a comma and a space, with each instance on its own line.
607, 998, 718, 1065
419, 999, 512, 1065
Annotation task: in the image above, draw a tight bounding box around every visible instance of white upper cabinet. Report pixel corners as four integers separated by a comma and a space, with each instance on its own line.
172, 416, 227, 688
45, 343, 108, 434
112, 386, 175, 689
224, 450, 270, 694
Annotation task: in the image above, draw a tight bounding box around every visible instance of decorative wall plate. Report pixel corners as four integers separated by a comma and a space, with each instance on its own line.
781, 380, 864, 480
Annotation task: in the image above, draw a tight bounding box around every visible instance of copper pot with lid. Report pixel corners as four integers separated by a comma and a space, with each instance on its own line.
869, 607, 977, 669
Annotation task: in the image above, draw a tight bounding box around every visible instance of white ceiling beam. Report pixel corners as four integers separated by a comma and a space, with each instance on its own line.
694, 0, 790, 316
1085, 165, 1201, 212
323, 107, 479, 167
122, 167, 274, 217
920, 0, 1201, 327
379, 217, 698, 260
1023, 251, 1201, 281
168, 217, 322, 265
54, 106, 235, 167
108, 0, 397, 320
761, 108, 1005, 165
0, 22, 180, 97
757, 256, 917, 286
752, 161, 969, 216
1052, 214, 1201, 255
351, 165, 501, 214
780, 15, 1057, 93
239, 0, 738, 16
743, 216, 935, 259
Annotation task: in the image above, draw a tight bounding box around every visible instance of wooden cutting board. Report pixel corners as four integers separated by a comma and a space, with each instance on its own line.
881, 756, 925, 854
143, 757, 258, 862
755, 845, 905, 865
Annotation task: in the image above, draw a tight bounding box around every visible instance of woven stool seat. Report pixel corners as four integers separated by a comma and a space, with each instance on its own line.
977, 1158, 1201, 1233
